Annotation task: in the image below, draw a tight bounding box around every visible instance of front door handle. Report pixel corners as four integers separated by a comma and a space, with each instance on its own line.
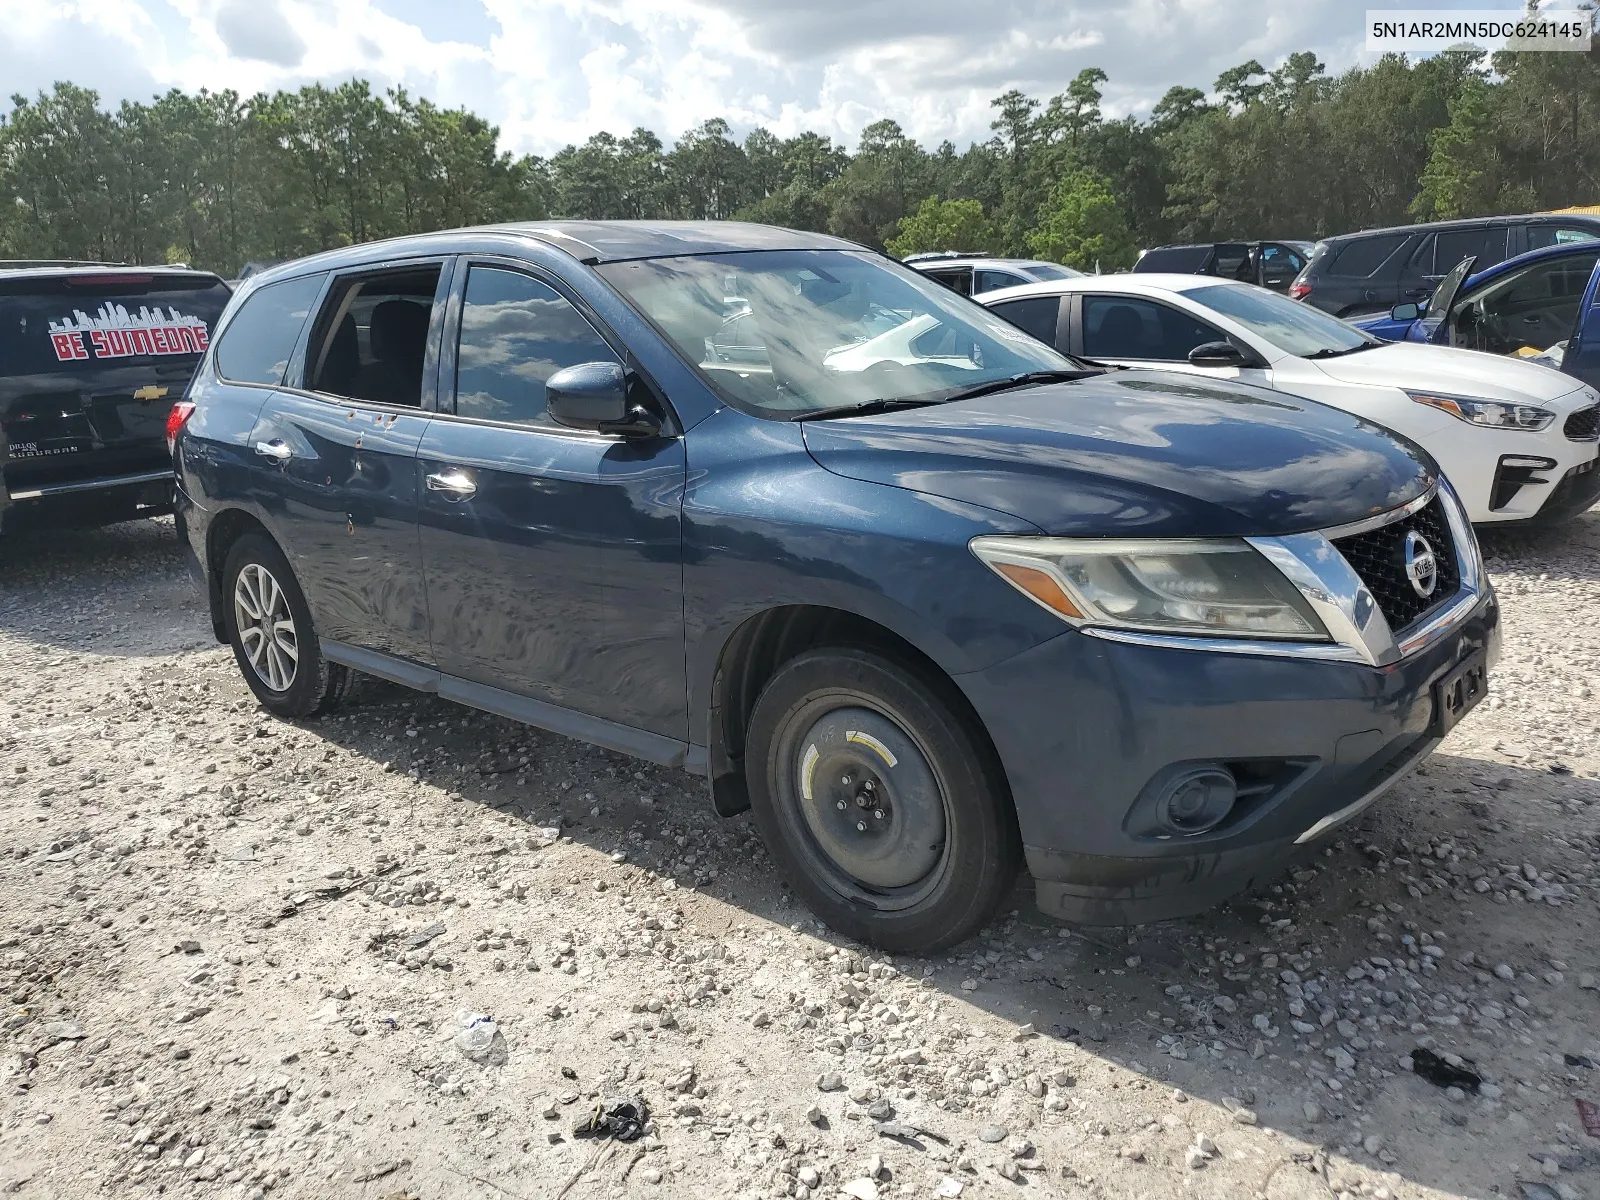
425, 469, 477, 497
255, 439, 292, 462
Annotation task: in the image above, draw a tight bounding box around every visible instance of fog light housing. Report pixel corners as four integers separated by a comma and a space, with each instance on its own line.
1489, 454, 1557, 511
1155, 766, 1238, 836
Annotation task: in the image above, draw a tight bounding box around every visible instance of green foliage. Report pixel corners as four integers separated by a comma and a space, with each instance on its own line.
1026, 169, 1136, 270
1, 45, 1595, 275
1415, 45, 1600, 220
0, 80, 540, 273
886, 197, 994, 256
1413, 78, 1500, 219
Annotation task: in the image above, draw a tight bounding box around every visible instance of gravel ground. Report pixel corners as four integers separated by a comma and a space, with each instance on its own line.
1, 513, 1598, 1200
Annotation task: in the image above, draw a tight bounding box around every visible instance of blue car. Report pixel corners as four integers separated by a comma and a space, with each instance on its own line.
171, 221, 1498, 951
1354, 242, 1600, 396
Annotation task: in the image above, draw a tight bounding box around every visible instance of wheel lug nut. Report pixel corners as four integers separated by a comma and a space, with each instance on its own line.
874, 809, 884, 819
864, 780, 875, 791
856, 821, 867, 832
836, 800, 846, 811
841, 774, 851, 785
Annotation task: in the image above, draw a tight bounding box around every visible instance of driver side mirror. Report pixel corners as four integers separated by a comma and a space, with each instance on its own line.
1389, 302, 1420, 322
1187, 340, 1252, 368
546, 362, 661, 438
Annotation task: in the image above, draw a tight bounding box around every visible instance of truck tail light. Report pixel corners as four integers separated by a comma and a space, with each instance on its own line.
166, 401, 196, 456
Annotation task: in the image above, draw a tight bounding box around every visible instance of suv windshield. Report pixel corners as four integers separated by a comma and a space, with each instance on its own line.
597, 250, 1077, 416
1186, 283, 1377, 357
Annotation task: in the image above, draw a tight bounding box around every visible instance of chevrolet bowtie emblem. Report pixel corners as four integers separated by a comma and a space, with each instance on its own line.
133, 385, 169, 401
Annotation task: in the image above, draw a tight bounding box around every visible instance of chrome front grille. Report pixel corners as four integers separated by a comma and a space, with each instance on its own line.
1330, 495, 1461, 634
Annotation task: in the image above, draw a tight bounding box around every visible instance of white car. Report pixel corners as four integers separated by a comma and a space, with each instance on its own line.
979, 274, 1600, 526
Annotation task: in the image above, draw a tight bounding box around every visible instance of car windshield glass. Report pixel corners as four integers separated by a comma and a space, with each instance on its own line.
1185, 283, 1376, 357
596, 249, 1077, 416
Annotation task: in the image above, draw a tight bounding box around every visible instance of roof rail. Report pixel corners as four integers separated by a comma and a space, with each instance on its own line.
0, 259, 128, 270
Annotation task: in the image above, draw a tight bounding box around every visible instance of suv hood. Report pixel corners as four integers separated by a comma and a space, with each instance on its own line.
800, 370, 1432, 537
1312, 342, 1591, 408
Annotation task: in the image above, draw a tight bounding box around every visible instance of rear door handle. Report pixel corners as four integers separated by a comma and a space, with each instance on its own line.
255, 439, 292, 462
425, 469, 477, 497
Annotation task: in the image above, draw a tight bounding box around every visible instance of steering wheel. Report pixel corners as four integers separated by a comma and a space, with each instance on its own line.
1480, 310, 1516, 356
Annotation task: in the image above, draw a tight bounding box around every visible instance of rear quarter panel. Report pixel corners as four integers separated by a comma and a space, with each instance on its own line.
174, 367, 278, 575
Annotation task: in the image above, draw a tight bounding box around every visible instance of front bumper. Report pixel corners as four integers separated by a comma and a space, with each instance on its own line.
1486, 455, 1600, 528
1440, 410, 1600, 525
955, 586, 1499, 926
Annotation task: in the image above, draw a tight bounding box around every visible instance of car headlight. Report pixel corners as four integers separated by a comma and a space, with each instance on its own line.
1407, 390, 1554, 431
970, 536, 1330, 640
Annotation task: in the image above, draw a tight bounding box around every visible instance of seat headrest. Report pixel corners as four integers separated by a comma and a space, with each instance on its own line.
369, 300, 430, 361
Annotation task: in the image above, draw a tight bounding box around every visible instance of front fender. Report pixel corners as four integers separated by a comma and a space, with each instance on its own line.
680, 408, 1065, 748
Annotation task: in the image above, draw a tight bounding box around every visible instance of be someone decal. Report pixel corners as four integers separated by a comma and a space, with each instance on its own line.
48, 303, 211, 362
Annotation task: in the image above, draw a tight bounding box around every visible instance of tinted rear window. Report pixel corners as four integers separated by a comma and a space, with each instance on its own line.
0, 274, 231, 378
1326, 234, 1407, 278
1134, 247, 1210, 273
1021, 263, 1076, 281
1435, 226, 1505, 272
988, 296, 1062, 345
214, 274, 328, 386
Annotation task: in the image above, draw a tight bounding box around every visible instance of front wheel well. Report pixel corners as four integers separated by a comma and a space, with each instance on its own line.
706, 605, 1006, 819
204, 509, 276, 642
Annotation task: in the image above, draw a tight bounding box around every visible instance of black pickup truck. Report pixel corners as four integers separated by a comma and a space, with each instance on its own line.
1, 262, 232, 533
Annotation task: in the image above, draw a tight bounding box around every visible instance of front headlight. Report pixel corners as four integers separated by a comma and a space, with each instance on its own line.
970, 536, 1330, 640
1407, 390, 1554, 431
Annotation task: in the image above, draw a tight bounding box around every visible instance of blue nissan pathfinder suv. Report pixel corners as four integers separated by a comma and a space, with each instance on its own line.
172, 222, 1498, 952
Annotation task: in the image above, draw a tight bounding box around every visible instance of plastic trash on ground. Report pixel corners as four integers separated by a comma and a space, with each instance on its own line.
453, 1010, 508, 1066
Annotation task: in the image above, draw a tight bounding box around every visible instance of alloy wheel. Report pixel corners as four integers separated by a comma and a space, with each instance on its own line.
233, 562, 298, 692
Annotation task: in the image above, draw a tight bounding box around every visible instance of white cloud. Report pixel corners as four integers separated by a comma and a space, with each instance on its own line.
214, 0, 306, 67
0, 0, 1433, 155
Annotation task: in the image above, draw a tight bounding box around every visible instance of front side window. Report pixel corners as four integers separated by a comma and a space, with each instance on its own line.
1405, 233, 1437, 276
214, 273, 326, 386
454, 266, 619, 428
1454, 253, 1600, 355
598, 250, 1073, 416
1081, 295, 1221, 361
1186, 283, 1376, 358
305, 266, 441, 407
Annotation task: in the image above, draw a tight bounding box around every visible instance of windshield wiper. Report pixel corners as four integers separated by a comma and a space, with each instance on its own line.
794, 368, 1095, 421
1303, 342, 1382, 359
935, 369, 1096, 404
794, 397, 944, 421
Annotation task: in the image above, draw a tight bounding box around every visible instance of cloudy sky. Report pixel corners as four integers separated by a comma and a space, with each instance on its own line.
0, 0, 1516, 154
